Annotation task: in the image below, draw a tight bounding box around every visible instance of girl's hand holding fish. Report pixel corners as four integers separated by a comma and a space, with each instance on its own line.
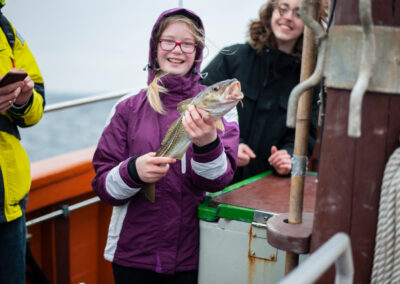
136, 153, 176, 183
182, 104, 217, 147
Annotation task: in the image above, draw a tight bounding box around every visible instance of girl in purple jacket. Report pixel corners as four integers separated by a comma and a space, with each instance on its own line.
92, 8, 239, 284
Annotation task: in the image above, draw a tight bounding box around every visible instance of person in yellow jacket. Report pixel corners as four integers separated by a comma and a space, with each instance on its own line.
0, 1, 45, 283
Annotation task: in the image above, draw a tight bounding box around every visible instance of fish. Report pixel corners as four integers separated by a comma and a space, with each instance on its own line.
143, 78, 243, 202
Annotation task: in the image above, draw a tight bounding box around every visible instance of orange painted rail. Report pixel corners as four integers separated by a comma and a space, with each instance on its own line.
26, 147, 113, 284
27, 146, 96, 213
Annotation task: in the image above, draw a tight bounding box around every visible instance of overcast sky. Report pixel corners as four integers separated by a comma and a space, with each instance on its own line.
3, 0, 266, 96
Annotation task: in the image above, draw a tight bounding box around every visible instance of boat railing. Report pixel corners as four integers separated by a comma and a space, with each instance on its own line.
26, 196, 100, 227
27, 88, 138, 225
26, 90, 143, 282
278, 232, 354, 284
43, 88, 136, 113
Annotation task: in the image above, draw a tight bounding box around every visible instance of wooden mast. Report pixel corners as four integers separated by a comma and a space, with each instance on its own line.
310, 0, 400, 283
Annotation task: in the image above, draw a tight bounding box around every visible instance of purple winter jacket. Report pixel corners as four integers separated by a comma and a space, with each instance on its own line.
92, 8, 239, 275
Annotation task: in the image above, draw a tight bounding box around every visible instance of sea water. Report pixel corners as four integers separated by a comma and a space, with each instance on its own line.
20, 92, 119, 162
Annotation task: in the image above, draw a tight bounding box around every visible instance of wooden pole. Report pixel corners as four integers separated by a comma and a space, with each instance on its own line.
285, 0, 321, 274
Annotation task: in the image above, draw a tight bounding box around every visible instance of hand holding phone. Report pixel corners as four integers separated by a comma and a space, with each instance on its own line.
0, 70, 28, 87
0, 70, 28, 112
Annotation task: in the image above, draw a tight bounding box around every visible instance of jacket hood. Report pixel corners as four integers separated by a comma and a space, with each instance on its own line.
147, 8, 205, 85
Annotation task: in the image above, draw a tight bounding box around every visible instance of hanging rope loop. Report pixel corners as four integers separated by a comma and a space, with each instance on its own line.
371, 137, 400, 283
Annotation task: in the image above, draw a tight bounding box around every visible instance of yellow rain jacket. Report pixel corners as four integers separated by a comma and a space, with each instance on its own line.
0, 12, 45, 222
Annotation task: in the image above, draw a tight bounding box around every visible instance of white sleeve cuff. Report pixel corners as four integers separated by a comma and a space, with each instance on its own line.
106, 162, 141, 200
191, 152, 228, 180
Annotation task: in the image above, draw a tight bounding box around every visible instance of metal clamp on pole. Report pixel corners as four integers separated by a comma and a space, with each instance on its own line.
291, 155, 309, 177
60, 204, 70, 218
347, 0, 376, 137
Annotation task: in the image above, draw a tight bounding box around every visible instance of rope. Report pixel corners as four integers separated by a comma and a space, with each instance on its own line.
371, 145, 400, 283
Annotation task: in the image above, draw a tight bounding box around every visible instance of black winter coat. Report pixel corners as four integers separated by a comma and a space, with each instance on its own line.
202, 43, 318, 183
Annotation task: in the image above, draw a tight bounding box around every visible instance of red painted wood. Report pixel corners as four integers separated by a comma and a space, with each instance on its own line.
334, 0, 397, 26
210, 174, 317, 213
310, 89, 356, 263
266, 213, 314, 254
311, 89, 400, 283
334, 1, 359, 25
350, 92, 389, 282
310, 1, 400, 282
54, 213, 70, 284
395, 0, 400, 26
98, 203, 114, 284
26, 148, 113, 283
386, 95, 400, 157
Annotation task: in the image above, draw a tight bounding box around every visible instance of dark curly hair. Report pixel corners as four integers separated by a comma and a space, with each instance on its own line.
248, 0, 327, 57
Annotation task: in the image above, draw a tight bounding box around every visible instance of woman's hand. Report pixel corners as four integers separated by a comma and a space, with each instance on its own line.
182, 104, 217, 147
15, 75, 34, 106
0, 75, 23, 112
237, 143, 256, 167
136, 153, 176, 183
268, 146, 292, 175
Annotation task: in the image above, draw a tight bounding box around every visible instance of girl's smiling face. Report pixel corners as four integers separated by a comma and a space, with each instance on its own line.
157, 21, 197, 77
271, 0, 304, 53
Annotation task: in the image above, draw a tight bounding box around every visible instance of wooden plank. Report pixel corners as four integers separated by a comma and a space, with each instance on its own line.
41, 220, 56, 283
386, 95, 400, 157
311, 89, 400, 283
371, 0, 395, 25
311, 89, 355, 245
98, 203, 114, 284
54, 210, 70, 284
334, 0, 394, 26
70, 198, 99, 283
350, 92, 389, 284
310, 89, 356, 282
334, 2, 359, 25
28, 147, 96, 213
210, 174, 317, 213
395, 0, 400, 26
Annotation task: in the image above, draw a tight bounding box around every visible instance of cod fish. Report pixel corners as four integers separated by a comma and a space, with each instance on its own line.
143, 79, 243, 202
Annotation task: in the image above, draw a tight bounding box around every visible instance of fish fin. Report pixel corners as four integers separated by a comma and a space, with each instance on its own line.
156, 117, 191, 159
177, 98, 192, 114
142, 183, 156, 203
216, 119, 225, 131
158, 118, 180, 149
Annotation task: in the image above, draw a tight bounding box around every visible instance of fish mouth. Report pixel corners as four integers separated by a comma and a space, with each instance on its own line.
226, 81, 244, 101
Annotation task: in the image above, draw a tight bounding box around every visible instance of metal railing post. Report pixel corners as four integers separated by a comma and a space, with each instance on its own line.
279, 233, 354, 284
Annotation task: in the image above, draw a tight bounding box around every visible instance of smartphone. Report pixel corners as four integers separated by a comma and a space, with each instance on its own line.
0, 70, 28, 87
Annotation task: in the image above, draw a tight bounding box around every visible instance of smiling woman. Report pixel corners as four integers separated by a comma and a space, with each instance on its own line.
157, 19, 199, 76
202, 0, 327, 183
91, 7, 241, 284
147, 14, 205, 114
270, 0, 305, 54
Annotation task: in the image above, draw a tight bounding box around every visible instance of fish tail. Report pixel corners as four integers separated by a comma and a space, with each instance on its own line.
142, 183, 156, 203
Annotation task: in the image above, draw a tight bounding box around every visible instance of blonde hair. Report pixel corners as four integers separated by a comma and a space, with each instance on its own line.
147, 15, 204, 114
